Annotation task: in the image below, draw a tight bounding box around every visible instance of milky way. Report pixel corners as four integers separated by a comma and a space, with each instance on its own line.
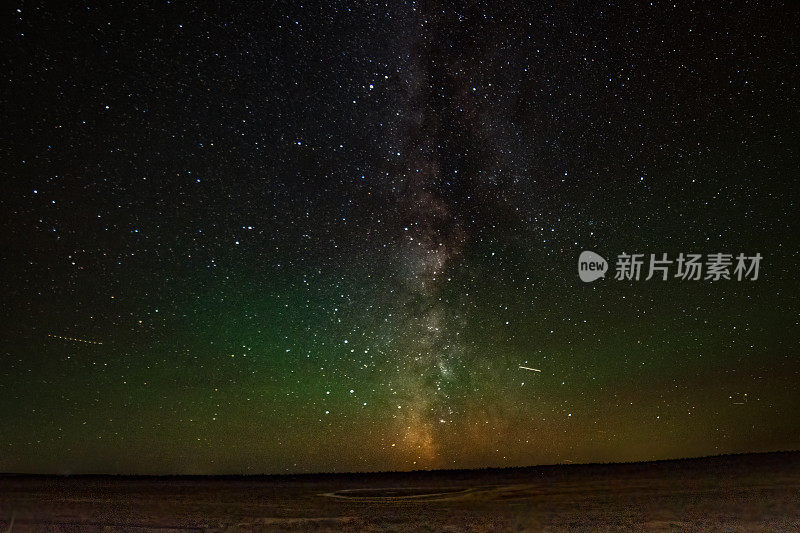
387, 14, 515, 459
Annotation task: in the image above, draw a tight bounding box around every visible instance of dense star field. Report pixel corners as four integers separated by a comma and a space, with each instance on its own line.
1, 3, 798, 475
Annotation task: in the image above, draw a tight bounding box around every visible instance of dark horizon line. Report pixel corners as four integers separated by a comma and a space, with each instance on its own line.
2, 450, 797, 480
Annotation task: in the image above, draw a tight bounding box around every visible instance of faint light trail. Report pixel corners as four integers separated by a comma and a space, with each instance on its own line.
519, 366, 541, 372
47, 334, 103, 345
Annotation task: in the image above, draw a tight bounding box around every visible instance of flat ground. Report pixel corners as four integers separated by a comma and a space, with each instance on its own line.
0, 452, 798, 531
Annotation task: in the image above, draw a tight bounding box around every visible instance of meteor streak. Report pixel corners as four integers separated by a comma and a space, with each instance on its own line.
519, 366, 541, 372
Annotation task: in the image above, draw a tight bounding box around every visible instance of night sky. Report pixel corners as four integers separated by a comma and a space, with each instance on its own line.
2, 2, 798, 475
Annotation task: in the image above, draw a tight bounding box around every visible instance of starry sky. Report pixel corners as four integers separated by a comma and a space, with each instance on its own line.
1, 2, 798, 475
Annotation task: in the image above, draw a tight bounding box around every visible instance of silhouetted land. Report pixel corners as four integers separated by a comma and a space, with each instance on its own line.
1, 452, 798, 531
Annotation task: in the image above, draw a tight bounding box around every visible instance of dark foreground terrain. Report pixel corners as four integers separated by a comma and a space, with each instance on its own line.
1, 452, 798, 531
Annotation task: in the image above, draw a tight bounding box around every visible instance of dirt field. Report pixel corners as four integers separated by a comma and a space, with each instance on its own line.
0, 452, 798, 531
